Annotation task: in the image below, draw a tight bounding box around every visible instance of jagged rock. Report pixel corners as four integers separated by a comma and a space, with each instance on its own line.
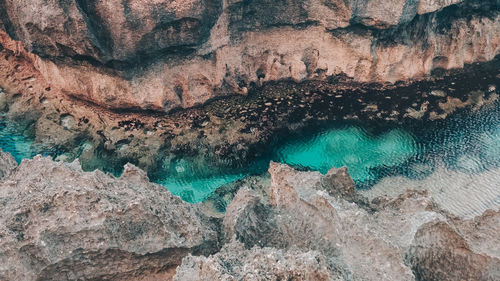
1, 152, 500, 280
0, 148, 16, 179
174, 241, 345, 281
407, 220, 500, 281
0, 156, 219, 281
224, 162, 454, 280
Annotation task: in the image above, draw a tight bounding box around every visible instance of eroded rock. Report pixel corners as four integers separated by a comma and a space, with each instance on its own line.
0, 148, 16, 179
0, 0, 498, 112
174, 241, 344, 281
0, 156, 219, 281
1, 151, 500, 280
407, 220, 500, 281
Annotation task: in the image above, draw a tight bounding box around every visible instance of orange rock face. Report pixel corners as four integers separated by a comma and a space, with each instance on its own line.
0, 0, 499, 112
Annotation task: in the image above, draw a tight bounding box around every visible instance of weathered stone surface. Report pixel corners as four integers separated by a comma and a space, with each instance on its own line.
407, 220, 500, 281
0, 0, 222, 63
0, 148, 16, 179
0, 156, 219, 281
418, 0, 463, 14
1, 151, 500, 280
174, 241, 344, 281
225, 162, 445, 280
0, 0, 498, 112
352, 0, 418, 28
219, 162, 500, 280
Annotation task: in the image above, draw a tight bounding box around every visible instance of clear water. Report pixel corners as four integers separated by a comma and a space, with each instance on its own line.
273, 101, 500, 186
273, 127, 417, 184
1, 99, 499, 207
0, 116, 39, 163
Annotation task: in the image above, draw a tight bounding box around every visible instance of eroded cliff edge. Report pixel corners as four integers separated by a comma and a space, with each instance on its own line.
1, 149, 499, 280
0, 0, 499, 112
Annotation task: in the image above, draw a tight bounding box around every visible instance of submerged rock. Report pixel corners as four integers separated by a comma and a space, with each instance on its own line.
0, 156, 219, 281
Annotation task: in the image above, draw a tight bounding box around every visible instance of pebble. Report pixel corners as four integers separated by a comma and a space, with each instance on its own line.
264, 102, 273, 106
488, 85, 496, 92
430, 90, 447, 97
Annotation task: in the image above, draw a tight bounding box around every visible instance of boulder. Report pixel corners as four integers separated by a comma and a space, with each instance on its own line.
174, 241, 344, 281
0, 148, 16, 179
0, 156, 219, 280
407, 220, 500, 281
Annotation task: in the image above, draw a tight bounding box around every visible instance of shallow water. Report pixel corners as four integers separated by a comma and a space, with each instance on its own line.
1, 95, 500, 212
275, 103, 500, 184
0, 117, 38, 163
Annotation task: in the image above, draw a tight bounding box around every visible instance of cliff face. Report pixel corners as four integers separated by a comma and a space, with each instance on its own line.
0, 0, 499, 112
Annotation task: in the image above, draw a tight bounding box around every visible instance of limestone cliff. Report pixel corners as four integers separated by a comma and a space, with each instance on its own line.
0, 0, 499, 112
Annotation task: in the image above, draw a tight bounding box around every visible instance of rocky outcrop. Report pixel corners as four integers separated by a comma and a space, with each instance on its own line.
1, 152, 500, 280
178, 161, 500, 280
407, 219, 500, 281
0, 0, 222, 63
174, 241, 339, 281
0, 148, 16, 179
0, 156, 219, 281
0, 0, 499, 112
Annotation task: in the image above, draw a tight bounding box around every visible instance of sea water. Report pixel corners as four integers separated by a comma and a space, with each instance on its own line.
1, 100, 499, 209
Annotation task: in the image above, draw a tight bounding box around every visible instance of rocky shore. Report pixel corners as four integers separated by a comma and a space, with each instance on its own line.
0, 41, 498, 181
1, 149, 499, 280
1, 1, 500, 279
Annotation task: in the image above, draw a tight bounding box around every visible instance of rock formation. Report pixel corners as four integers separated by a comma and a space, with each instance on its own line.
174, 241, 338, 281
1, 150, 500, 280
0, 0, 499, 112
1, 0, 500, 278
0, 148, 16, 179
176, 162, 500, 280
0, 153, 219, 280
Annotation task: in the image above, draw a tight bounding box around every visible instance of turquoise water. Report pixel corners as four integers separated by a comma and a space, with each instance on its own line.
0, 117, 39, 163
1, 100, 499, 203
156, 159, 245, 203
153, 99, 500, 202
273, 127, 417, 183
272, 102, 500, 188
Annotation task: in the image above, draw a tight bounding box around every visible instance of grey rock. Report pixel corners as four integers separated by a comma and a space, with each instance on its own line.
0, 156, 219, 281
174, 241, 345, 281
0, 148, 16, 179
407, 219, 500, 281
225, 162, 449, 280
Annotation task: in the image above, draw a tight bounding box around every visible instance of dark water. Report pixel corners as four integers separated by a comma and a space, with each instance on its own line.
1, 96, 500, 205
